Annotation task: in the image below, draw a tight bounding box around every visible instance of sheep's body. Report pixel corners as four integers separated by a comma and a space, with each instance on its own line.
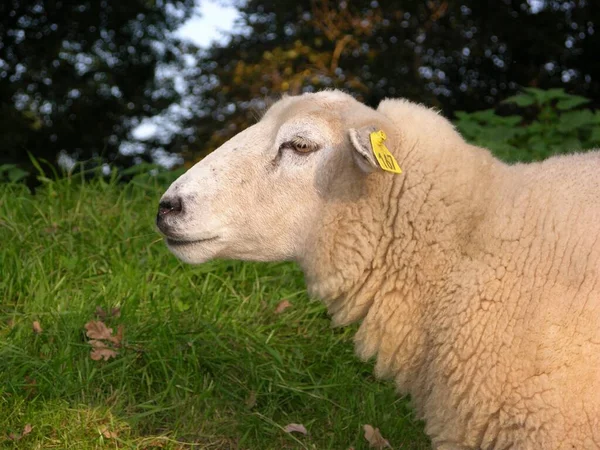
158, 91, 600, 449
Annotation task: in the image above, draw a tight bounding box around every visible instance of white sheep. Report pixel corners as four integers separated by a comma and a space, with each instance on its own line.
156, 90, 600, 449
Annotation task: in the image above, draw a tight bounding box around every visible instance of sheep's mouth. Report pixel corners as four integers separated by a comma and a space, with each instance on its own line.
166, 236, 219, 247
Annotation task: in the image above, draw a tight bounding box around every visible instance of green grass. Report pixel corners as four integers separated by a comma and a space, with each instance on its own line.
0, 173, 428, 449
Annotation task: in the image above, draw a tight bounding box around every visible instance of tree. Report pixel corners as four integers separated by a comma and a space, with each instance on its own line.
178, 0, 600, 161
0, 0, 195, 176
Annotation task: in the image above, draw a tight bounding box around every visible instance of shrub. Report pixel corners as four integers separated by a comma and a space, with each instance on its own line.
454, 88, 600, 163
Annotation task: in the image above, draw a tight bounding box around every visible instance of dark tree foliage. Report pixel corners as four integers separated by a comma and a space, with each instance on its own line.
179, 0, 599, 161
0, 0, 195, 174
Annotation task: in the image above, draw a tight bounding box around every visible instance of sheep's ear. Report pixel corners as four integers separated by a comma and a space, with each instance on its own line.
348, 126, 380, 173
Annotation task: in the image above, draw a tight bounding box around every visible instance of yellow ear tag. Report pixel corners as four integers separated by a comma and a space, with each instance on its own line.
369, 130, 402, 174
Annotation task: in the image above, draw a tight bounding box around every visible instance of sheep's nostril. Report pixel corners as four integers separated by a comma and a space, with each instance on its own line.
158, 197, 183, 217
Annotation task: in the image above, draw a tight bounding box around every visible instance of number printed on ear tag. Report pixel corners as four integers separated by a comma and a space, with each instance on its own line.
369, 130, 402, 174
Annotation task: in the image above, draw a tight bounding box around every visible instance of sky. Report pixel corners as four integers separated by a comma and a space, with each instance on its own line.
176, 0, 241, 47
131, 1, 240, 144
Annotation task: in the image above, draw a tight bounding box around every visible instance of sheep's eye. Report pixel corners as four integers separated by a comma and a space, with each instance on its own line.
293, 141, 312, 153
280, 138, 318, 154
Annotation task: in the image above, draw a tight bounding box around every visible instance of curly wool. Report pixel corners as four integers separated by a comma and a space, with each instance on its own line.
159, 90, 600, 449
300, 98, 600, 449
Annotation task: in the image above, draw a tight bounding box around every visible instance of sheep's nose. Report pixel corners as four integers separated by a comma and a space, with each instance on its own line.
158, 197, 183, 218
156, 196, 183, 233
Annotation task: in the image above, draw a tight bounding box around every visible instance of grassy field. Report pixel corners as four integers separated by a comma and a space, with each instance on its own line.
0, 171, 428, 449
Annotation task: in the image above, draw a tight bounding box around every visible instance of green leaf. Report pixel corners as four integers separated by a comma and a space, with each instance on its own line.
557, 110, 598, 132
455, 121, 482, 139
531, 141, 552, 160
0, 164, 28, 182
454, 111, 470, 120
0, 164, 17, 172
559, 138, 583, 152
480, 127, 521, 142
523, 87, 569, 103
589, 127, 600, 143
8, 168, 29, 183
174, 299, 190, 312
556, 95, 591, 110
502, 93, 536, 107
522, 87, 547, 98
498, 116, 523, 127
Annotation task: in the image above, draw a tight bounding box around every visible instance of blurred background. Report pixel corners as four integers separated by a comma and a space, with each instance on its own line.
1, 0, 599, 184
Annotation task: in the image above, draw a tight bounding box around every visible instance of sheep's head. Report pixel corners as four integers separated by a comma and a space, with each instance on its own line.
156, 90, 395, 264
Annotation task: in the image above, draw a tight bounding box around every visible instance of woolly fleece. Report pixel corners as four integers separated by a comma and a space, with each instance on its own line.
159, 91, 600, 449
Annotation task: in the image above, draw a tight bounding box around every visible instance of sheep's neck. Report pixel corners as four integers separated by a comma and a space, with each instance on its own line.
301, 141, 499, 386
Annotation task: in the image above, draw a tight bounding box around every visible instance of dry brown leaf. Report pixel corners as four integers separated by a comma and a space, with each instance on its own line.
95, 306, 107, 319
142, 438, 166, 448
109, 324, 124, 346
283, 423, 307, 435
100, 426, 118, 439
85, 320, 113, 340
85, 320, 123, 361
32, 321, 42, 334
90, 346, 118, 361
95, 306, 121, 319
88, 339, 107, 349
363, 424, 391, 449
7, 423, 32, 442
44, 223, 58, 234
275, 299, 292, 314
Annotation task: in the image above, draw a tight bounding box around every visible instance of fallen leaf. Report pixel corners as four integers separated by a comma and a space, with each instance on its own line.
6, 424, 32, 442
95, 306, 121, 319
109, 324, 124, 346
363, 424, 391, 449
88, 339, 106, 349
85, 320, 113, 340
90, 346, 118, 361
283, 423, 307, 435
95, 306, 107, 319
275, 299, 292, 314
142, 438, 165, 450
142, 438, 166, 447
32, 321, 42, 334
100, 426, 118, 439
85, 320, 124, 361
44, 223, 59, 234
